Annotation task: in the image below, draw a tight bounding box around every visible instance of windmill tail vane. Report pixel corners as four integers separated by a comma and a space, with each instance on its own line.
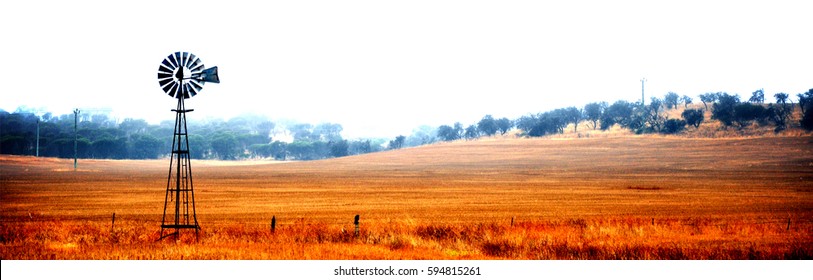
197, 66, 219, 84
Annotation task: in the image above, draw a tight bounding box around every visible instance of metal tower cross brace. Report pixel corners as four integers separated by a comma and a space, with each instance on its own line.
160, 96, 200, 240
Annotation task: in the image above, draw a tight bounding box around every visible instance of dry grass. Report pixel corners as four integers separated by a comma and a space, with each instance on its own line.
1, 136, 812, 259
2, 217, 810, 260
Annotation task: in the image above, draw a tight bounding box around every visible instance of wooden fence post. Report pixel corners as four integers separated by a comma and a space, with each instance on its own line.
271, 216, 276, 233
354, 214, 360, 237
110, 212, 117, 246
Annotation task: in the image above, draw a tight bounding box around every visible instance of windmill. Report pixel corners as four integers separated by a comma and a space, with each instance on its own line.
157, 52, 219, 240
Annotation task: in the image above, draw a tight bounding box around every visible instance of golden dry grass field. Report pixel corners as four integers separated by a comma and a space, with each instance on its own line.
1, 135, 812, 259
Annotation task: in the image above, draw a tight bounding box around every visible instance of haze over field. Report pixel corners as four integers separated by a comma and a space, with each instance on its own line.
2, 1, 811, 138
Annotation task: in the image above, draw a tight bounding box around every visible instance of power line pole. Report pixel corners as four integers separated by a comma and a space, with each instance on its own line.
640, 78, 647, 106
74, 108, 80, 170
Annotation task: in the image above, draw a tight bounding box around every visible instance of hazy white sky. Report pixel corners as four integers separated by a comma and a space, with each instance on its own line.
1, 0, 810, 138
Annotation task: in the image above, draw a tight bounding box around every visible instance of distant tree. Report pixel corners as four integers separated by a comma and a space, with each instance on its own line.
47, 138, 71, 158
681, 109, 704, 128
314, 141, 330, 158
681, 95, 693, 108
802, 107, 813, 131
496, 117, 512, 135
129, 134, 162, 159
774, 93, 789, 105
314, 123, 343, 142
699, 93, 718, 110
477, 115, 498, 136
210, 132, 240, 160
237, 133, 270, 153
1, 135, 29, 156
256, 121, 275, 136
643, 97, 666, 132
453, 122, 464, 139
405, 125, 437, 147
437, 125, 460, 141
388, 135, 406, 149
87, 114, 106, 128
768, 93, 792, 131
329, 140, 349, 157
798, 89, 813, 115
286, 141, 329, 160
748, 88, 765, 103
600, 100, 635, 130
766, 107, 788, 132
76, 138, 92, 158
225, 117, 251, 134
287, 141, 314, 160
622, 97, 665, 133
542, 113, 563, 135
664, 92, 680, 109
248, 143, 273, 158
91, 137, 126, 159
349, 140, 371, 155
801, 89, 813, 130
514, 115, 537, 136
290, 123, 315, 142
516, 109, 573, 136
549, 109, 569, 133
187, 134, 210, 159
464, 125, 479, 140
564, 107, 582, 132
269, 141, 288, 160
583, 102, 606, 130
661, 119, 687, 134
732, 103, 768, 128
712, 93, 740, 127
119, 118, 149, 136
515, 114, 544, 137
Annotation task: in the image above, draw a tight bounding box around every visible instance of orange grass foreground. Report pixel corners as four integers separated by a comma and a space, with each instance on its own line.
1, 136, 812, 259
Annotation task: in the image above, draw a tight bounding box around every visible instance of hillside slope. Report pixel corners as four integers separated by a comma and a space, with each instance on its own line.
270, 135, 813, 182
2, 136, 812, 223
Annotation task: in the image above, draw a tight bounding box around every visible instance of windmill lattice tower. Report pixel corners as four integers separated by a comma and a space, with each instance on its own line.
156, 52, 219, 240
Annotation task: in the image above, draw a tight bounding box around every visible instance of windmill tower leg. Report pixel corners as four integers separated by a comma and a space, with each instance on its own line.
160, 97, 200, 240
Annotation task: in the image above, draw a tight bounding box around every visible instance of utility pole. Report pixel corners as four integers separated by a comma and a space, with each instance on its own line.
74, 108, 80, 170
640, 78, 647, 106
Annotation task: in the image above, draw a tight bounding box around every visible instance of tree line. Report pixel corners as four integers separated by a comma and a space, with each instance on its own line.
432, 88, 813, 142
0, 111, 388, 161
3, 88, 811, 160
